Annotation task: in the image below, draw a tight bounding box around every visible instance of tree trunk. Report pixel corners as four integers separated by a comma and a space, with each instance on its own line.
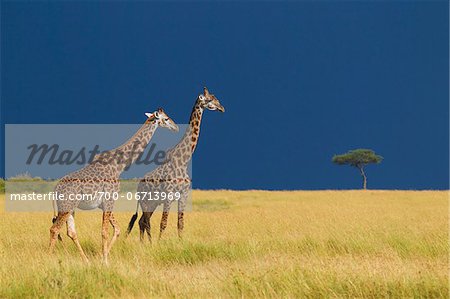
359, 166, 367, 190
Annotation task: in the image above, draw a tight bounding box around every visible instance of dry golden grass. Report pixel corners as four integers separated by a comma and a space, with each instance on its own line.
0, 190, 448, 298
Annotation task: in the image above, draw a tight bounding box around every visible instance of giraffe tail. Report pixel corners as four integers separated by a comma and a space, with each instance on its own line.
126, 200, 140, 237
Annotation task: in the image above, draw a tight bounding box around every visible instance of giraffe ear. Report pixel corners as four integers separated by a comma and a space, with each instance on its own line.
204, 87, 210, 96
145, 112, 154, 119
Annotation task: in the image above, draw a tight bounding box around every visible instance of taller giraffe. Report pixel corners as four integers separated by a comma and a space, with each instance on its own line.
49, 108, 178, 264
126, 87, 225, 242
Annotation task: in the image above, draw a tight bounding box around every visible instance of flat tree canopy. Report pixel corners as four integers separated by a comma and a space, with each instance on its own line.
332, 149, 383, 167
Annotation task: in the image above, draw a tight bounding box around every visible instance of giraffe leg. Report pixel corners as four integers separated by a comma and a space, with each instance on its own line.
49, 212, 70, 253
159, 211, 169, 240
177, 212, 184, 239
142, 212, 153, 243
139, 212, 152, 243
159, 201, 172, 240
51, 216, 63, 241
177, 198, 187, 239
107, 213, 120, 254
102, 211, 111, 265
138, 213, 146, 242
66, 214, 89, 263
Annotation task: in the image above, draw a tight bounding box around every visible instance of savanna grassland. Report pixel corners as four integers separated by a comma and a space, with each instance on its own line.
0, 190, 448, 298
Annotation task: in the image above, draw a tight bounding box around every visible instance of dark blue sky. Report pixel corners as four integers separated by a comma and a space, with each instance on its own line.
1, 1, 448, 190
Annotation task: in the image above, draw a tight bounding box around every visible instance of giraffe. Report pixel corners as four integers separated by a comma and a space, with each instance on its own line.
126, 87, 225, 242
49, 108, 178, 264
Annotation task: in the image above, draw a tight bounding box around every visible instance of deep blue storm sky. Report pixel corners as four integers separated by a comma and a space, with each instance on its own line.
1, 1, 448, 190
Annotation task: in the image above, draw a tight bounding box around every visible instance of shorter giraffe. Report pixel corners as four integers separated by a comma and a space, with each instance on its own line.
49, 108, 178, 264
126, 87, 225, 242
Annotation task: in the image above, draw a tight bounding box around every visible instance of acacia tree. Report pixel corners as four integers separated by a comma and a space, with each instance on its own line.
332, 149, 383, 190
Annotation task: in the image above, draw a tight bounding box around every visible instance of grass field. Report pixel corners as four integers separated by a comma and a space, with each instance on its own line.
0, 190, 448, 298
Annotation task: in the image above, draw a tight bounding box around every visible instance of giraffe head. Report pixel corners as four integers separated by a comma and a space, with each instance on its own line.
198, 87, 225, 112
145, 108, 179, 132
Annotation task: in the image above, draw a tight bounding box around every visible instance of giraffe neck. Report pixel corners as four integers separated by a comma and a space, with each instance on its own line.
96, 119, 158, 174
169, 99, 204, 166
